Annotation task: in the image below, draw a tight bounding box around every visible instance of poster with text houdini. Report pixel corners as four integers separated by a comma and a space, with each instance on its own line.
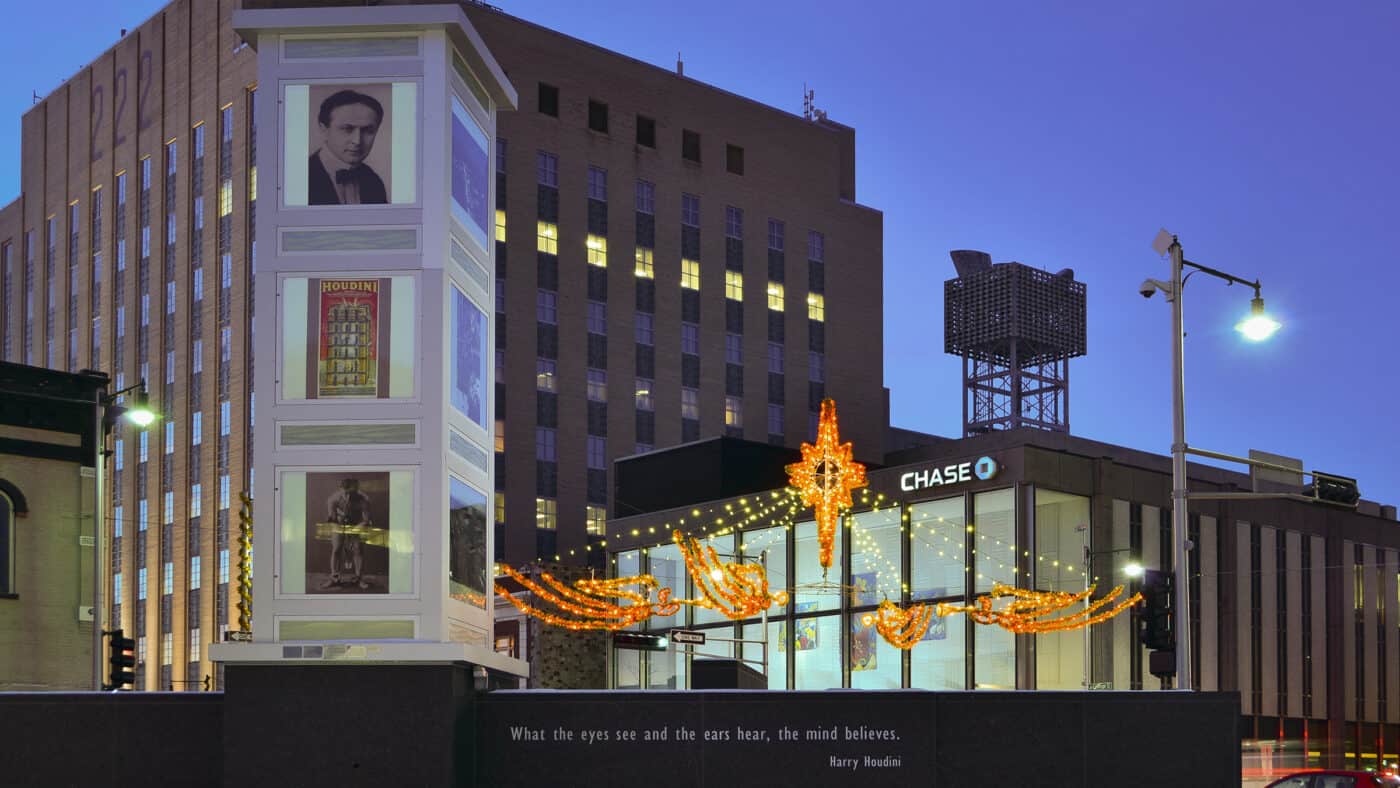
312, 278, 391, 398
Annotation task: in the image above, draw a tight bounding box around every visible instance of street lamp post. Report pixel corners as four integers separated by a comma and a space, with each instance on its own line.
91, 381, 156, 690
1144, 230, 1279, 691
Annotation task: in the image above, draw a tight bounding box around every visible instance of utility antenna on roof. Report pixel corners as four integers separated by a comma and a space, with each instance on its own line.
803, 84, 826, 122
676, 51, 684, 77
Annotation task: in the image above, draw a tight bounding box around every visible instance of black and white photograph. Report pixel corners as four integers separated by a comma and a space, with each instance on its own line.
305, 83, 395, 206
304, 471, 393, 594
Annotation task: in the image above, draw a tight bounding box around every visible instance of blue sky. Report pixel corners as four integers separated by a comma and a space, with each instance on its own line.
2, 1, 1397, 507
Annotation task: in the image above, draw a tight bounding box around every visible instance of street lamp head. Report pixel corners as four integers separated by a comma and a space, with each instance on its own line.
125, 386, 157, 427
1235, 296, 1280, 342
1122, 562, 1145, 579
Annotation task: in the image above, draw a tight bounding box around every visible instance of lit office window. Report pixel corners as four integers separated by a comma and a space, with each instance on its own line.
536, 221, 558, 254
725, 270, 743, 301
495, 420, 505, 453
767, 281, 785, 311
494, 492, 506, 524
190, 555, 202, 590
585, 505, 607, 536
536, 358, 557, 392
586, 234, 607, 267
634, 247, 654, 279
807, 292, 825, 322
495, 210, 506, 242
536, 497, 557, 530
725, 396, 743, 428
634, 379, 654, 411
680, 259, 700, 290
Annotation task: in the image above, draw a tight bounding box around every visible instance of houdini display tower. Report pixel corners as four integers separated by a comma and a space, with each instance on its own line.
211, 4, 522, 678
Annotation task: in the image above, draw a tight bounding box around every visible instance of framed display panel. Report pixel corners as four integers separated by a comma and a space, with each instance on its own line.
449, 95, 491, 253
283, 81, 418, 207
278, 468, 416, 596
280, 274, 416, 401
449, 284, 489, 427
447, 476, 489, 609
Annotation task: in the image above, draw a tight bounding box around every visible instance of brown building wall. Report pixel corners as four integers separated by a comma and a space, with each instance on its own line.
4, 0, 884, 686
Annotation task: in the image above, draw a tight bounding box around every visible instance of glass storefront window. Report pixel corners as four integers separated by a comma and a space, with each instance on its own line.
849, 508, 902, 608
910, 497, 965, 602
795, 520, 841, 612
973, 488, 1016, 593
692, 532, 735, 626
793, 614, 842, 689
741, 620, 785, 689
1034, 488, 1089, 690
614, 648, 641, 689
615, 549, 639, 579
648, 643, 685, 690
974, 489, 1016, 688
911, 614, 966, 690
647, 543, 685, 632
741, 526, 789, 619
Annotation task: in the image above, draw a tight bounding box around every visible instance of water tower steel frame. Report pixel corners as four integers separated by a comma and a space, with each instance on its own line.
944, 250, 1087, 436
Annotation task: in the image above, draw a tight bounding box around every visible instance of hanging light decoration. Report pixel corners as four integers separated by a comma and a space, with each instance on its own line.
494, 564, 680, 631
674, 529, 787, 619
872, 599, 935, 650
935, 582, 1142, 635
785, 398, 867, 571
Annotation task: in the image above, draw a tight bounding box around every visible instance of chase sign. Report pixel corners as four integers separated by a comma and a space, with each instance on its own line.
899, 456, 999, 492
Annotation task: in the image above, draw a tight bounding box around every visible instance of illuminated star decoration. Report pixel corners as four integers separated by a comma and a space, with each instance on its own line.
785, 398, 868, 571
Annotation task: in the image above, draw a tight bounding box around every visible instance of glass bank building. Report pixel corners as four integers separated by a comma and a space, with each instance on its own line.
603, 430, 1400, 773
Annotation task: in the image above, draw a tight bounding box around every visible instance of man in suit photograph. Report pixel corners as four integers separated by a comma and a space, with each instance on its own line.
309, 89, 388, 205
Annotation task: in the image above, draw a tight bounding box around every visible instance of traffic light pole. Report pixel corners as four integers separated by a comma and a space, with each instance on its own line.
1168, 238, 1193, 692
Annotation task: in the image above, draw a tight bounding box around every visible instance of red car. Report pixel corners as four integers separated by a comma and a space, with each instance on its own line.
1266, 771, 1400, 788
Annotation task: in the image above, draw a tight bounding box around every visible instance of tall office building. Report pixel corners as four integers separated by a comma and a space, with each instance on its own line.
0, 0, 884, 689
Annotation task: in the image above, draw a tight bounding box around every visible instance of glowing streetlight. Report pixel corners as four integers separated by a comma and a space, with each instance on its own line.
1236, 296, 1281, 342
1122, 562, 1145, 579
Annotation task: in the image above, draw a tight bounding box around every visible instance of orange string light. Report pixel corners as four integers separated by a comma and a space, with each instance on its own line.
494, 563, 680, 631
785, 398, 867, 571
872, 599, 935, 649
935, 582, 1143, 635
673, 529, 787, 619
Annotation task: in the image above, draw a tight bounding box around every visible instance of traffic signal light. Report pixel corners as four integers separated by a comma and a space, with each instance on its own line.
1305, 472, 1360, 507
107, 629, 136, 690
611, 632, 669, 652
1138, 570, 1174, 652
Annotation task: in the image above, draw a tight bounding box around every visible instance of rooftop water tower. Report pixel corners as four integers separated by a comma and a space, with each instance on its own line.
944, 250, 1087, 435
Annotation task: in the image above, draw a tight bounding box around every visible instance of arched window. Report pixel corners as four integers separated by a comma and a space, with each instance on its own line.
0, 479, 30, 597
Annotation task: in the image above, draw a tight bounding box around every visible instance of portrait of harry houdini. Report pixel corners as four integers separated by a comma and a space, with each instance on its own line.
309, 89, 388, 206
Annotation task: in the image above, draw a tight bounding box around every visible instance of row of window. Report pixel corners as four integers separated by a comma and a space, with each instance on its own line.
538, 83, 743, 174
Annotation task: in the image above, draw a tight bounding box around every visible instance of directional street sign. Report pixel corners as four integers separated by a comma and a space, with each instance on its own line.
670, 630, 706, 645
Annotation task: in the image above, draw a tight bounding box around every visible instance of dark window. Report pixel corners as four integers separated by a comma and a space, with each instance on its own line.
726, 144, 744, 175
538, 83, 559, 117
636, 115, 656, 148
682, 129, 701, 163
588, 100, 609, 133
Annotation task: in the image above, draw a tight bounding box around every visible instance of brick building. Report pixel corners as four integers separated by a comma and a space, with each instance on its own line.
0, 0, 884, 689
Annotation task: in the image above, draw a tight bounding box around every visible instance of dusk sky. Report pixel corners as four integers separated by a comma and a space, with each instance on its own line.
2, 1, 1397, 507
